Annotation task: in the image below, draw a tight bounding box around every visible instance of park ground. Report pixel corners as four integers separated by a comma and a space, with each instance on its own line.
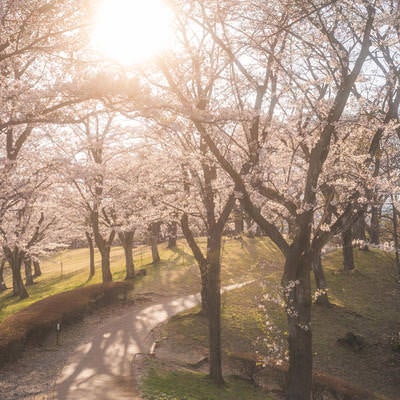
0, 237, 399, 399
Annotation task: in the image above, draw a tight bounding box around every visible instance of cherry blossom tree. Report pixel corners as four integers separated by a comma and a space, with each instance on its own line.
0, 150, 61, 298
0, 0, 98, 296
2, 2, 399, 400
153, 1, 378, 398
59, 113, 119, 283
0, 0, 92, 148
56, 109, 167, 282
131, 8, 240, 383
111, 148, 164, 279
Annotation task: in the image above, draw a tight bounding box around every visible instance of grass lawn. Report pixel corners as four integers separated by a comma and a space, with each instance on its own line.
149, 243, 400, 400
1, 237, 399, 399
0, 237, 280, 322
142, 366, 275, 400
0, 242, 189, 322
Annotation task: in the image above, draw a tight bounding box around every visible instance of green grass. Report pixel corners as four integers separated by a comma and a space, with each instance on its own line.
154, 244, 400, 400
310, 248, 400, 398
1, 237, 398, 398
0, 237, 280, 323
0, 242, 190, 322
142, 366, 274, 400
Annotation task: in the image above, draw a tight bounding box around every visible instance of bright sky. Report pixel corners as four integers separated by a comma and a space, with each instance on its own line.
91, 0, 174, 65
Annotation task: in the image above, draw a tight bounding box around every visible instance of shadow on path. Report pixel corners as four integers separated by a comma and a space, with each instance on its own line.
56, 293, 202, 400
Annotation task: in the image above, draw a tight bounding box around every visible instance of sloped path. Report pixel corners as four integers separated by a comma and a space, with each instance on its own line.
55, 292, 202, 400
55, 282, 251, 400
0, 282, 251, 400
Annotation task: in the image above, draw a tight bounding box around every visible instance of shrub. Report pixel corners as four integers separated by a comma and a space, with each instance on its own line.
0, 281, 132, 368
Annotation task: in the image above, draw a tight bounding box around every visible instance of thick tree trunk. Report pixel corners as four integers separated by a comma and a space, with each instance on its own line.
24, 258, 34, 286
283, 246, 312, 400
200, 268, 209, 314
32, 259, 42, 277
179, 137, 233, 384
118, 231, 135, 279
353, 214, 366, 241
167, 221, 178, 249
312, 249, 330, 306
91, 210, 115, 283
91, 208, 115, 283
233, 202, 244, 234
12, 270, 18, 296
5, 248, 29, 299
207, 233, 224, 385
99, 245, 112, 283
369, 205, 380, 245
342, 226, 355, 271
181, 214, 209, 314
14, 263, 29, 299
391, 197, 400, 278
0, 258, 7, 291
85, 231, 95, 279
149, 222, 161, 264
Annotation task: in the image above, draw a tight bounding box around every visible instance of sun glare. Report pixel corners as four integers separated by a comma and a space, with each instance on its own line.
91, 0, 173, 65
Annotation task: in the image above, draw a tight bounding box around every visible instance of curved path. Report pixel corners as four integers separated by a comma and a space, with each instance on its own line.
55, 293, 201, 399
55, 282, 251, 400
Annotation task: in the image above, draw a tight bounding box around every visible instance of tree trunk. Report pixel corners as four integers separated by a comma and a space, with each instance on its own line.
353, 214, 366, 241
14, 263, 29, 299
150, 222, 161, 264
91, 208, 115, 283
118, 231, 135, 279
283, 245, 312, 400
342, 226, 355, 271
5, 247, 29, 299
167, 221, 178, 249
233, 202, 244, 234
12, 270, 18, 296
32, 259, 42, 277
391, 196, 400, 279
99, 245, 112, 283
94, 230, 114, 284
0, 258, 7, 291
85, 231, 95, 279
369, 205, 380, 245
90, 207, 115, 283
207, 232, 224, 385
312, 249, 330, 306
181, 213, 209, 314
200, 267, 209, 314
24, 258, 34, 286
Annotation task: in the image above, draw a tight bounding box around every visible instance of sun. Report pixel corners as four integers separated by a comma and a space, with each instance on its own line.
91, 0, 173, 65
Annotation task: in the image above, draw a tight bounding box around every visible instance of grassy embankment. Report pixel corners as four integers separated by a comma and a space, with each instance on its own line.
0, 243, 185, 322
0, 237, 279, 322
0, 238, 398, 399
141, 240, 399, 400
0, 237, 279, 399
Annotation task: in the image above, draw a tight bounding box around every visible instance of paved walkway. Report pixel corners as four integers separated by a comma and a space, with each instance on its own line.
55, 281, 252, 400
55, 293, 201, 400
0, 281, 251, 399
